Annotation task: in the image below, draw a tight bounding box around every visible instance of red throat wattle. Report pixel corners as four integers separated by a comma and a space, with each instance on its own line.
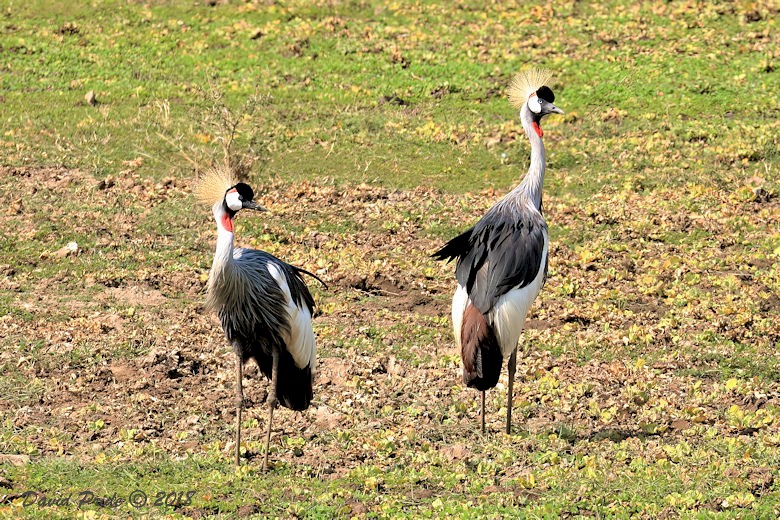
221, 213, 234, 233
532, 121, 543, 137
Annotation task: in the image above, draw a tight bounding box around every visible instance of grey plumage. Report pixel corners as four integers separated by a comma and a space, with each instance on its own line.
211, 249, 316, 410
196, 173, 321, 469
433, 68, 564, 433
432, 202, 548, 314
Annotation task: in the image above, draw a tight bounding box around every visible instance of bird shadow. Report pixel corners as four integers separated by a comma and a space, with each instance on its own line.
545, 423, 661, 444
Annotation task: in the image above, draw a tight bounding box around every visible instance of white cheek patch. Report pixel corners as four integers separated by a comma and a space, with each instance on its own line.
225, 190, 242, 211
528, 95, 541, 114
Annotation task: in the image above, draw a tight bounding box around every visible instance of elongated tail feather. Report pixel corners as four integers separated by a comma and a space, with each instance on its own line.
294, 266, 328, 290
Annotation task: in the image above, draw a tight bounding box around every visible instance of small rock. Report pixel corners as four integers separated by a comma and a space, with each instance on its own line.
54, 242, 80, 258
85, 90, 97, 106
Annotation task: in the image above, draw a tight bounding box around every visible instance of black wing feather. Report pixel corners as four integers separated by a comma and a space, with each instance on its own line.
268, 254, 318, 314
431, 227, 473, 263
222, 250, 317, 349
223, 250, 317, 410
434, 207, 547, 313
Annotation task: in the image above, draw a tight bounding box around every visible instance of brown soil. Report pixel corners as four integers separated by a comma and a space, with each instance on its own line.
1, 166, 778, 473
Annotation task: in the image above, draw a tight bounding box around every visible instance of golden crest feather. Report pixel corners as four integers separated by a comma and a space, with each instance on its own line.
193, 166, 237, 206
508, 68, 553, 109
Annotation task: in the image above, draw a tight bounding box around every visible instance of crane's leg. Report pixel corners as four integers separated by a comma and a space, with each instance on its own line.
262, 348, 280, 472
506, 347, 518, 434
235, 356, 243, 466
480, 390, 486, 434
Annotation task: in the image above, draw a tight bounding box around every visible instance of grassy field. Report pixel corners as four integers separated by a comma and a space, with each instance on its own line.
1, 0, 779, 518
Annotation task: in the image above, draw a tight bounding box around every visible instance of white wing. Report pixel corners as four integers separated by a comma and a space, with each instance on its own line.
489, 238, 548, 357
451, 283, 469, 349
266, 262, 316, 372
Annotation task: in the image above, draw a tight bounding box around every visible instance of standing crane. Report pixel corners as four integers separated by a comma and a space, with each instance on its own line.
195, 167, 324, 471
433, 69, 564, 434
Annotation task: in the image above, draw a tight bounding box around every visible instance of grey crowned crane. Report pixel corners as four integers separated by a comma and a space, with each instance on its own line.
433, 69, 564, 433
195, 168, 325, 470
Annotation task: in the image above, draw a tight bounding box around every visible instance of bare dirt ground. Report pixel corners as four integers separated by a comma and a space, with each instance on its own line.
1, 165, 779, 492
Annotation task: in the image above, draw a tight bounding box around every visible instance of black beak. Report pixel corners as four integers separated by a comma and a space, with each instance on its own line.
242, 200, 266, 211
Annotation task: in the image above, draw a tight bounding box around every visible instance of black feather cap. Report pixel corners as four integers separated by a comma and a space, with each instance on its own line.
232, 182, 255, 202
536, 86, 555, 103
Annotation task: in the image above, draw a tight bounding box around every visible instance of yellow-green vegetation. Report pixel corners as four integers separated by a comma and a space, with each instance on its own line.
1, 1, 779, 518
